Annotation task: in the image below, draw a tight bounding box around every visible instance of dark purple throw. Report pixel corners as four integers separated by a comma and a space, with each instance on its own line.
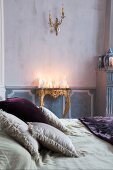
79, 116, 113, 145
0, 98, 49, 123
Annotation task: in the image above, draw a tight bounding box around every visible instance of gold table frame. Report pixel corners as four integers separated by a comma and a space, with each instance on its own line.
36, 88, 71, 118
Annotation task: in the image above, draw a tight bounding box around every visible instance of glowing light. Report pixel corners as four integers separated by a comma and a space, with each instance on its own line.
33, 76, 69, 88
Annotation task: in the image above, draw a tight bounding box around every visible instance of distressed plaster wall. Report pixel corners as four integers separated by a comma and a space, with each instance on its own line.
4, 0, 107, 87
0, 0, 5, 100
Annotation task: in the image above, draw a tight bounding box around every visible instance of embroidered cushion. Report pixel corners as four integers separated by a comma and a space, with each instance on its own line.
0, 109, 41, 165
0, 98, 48, 123
28, 122, 79, 157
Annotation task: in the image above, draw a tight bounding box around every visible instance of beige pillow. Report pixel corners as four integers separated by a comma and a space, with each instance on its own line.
28, 122, 79, 157
0, 109, 41, 165
40, 106, 69, 133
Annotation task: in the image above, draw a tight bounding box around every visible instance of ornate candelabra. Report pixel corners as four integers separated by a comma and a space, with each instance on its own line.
49, 5, 65, 36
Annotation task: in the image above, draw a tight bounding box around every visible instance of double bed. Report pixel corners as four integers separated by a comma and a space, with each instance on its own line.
0, 118, 113, 170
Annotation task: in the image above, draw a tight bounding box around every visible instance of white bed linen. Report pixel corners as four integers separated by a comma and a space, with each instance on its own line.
38, 119, 113, 170
0, 119, 113, 170
0, 127, 37, 170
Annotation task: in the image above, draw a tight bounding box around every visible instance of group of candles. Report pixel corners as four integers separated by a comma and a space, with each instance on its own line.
33, 77, 69, 88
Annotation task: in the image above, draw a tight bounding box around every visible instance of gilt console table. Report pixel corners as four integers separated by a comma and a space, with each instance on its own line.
36, 88, 71, 118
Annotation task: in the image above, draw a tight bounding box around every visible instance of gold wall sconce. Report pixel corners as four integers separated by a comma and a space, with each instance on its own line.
49, 5, 65, 36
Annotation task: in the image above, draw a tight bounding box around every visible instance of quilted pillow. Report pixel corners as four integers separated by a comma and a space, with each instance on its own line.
0, 98, 48, 123
28, 122, 79, 157
40, 106, 69, 133
0, 109, 41, 165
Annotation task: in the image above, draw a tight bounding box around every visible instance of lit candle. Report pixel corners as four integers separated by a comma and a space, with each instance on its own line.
38, 78, 42, 88
52, 80, 55, 88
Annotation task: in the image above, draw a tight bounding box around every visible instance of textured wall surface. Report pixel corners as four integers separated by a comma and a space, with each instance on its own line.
4, 0, 107, 87
0, 0, 5, 100
110, 0, 113, 49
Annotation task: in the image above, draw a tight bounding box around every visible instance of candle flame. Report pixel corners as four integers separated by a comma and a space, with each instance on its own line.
33, 77, 69, 88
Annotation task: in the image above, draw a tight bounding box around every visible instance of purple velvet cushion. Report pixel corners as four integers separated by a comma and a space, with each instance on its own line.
0, 98, 48, 123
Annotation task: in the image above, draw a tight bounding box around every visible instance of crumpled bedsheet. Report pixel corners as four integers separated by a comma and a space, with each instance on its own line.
1, 119, 113, 170
0, 127, 37, 170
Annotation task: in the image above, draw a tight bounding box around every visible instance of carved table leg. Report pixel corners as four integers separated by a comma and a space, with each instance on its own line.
62, 93, 71, 118
39, 90, 45, 107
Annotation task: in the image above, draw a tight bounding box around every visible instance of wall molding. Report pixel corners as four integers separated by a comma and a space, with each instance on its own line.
71, 89, 94, 117
7, 89, 35, 104
0, 0, 5, 100
5, 86, 96, 90
6, 86, 96, 118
